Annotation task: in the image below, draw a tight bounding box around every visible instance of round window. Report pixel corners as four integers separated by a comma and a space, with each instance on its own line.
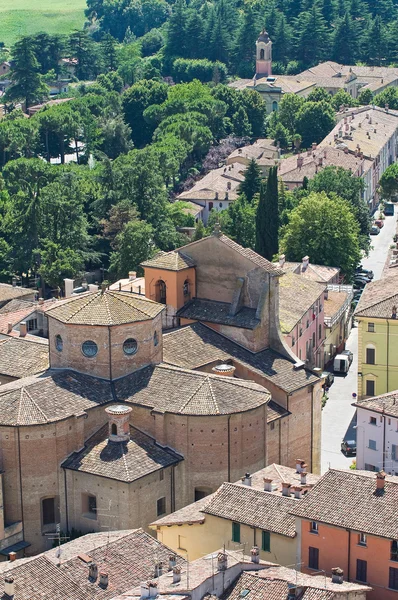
82, 340, 98, 358
55, 334, 63, 352
123, 338, 138, 355
154, 331, 159, 347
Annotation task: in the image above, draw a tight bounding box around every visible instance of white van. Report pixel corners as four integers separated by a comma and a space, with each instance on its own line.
333, 354, 350, 374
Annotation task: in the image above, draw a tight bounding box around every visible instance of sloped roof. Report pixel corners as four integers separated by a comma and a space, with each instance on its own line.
0, 370, 113, 426
62, 424, 182, 482
290, 468, 398, 539
281, 261, 339, 283
46, 289, 164, 325
202, 482, 298, 537
217, 235, 284, 275
115, 363, 270, 416
0, 283, 34, 303
141, 250, 195, 271
177, 298, 259, 329
354, 390, 398, 418
0, 336, 49, 378
279, 272, 326, 333
162, 322, 319, 393
354, 274, 398, 318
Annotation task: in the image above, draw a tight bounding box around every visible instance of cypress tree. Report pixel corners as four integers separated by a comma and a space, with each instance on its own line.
255, 166, 279, 260
239, 159, 262, 202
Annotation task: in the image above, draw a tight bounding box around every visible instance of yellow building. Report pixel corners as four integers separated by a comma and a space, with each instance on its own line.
150, 463, 320, 566
355, 274, 398, 398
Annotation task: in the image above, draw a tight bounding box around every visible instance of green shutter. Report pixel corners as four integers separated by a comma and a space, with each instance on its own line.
232, 522, 241, 543
262, 530, 270, 552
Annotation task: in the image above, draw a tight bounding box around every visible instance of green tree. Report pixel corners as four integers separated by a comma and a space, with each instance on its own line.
272, 14, 292, 65
69, 30, 98, 80
379, 163, 398, 201
276, 93, 305, 135
331, 89, 359, 111
255, 166, 279, 260
272, 122, 290, 149
102, 33, 118, 71
234, 5, 259, 76
225, 194, 257, 248
296, 101, 335, 147
5, 37, 49, 110
193, 220, 206, 240
109, 219, 155, 277
232, 106, 252, 137
294, 4, 329, 66
239, 159, 262, 202
358, 88, 373, 105
37, 241, 84, 289
280, 192, 361, 277
332, 13, 356, 64
122, 79, 168, 147
307, 87, 332, 103
164, 0, 188, 62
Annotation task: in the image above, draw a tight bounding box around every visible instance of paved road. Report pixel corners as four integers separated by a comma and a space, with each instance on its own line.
320, 210, 398, 473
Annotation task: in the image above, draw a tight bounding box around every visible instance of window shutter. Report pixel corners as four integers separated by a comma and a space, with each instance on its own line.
232, 522, 240, 543
262, 530, 270, 552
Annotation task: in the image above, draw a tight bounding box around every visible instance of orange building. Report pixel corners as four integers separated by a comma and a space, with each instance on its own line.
292, 468, 398, 600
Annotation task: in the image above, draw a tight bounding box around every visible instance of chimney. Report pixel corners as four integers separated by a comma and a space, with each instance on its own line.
238, 148, 242, 153
8, 553, 16, 562
99, 572, 108, 588
154, 562, 163, 578
282, 482, 291, 497
38, 297, 44, 306
376, 470, 386, 492
297, 154, 304, 168
392, 305, 397, 319
279, 254, 286, 267
324, 289, 329, 300
386, 103, 389, 112
215, 192, 219, 200
307, 148, 312, 156
169, 555, 177, 571
19, 322, 27, 338
227, 181, 232, 190
296, 459, 304, 473
105, 404, 132, 443
217, 552, 228, 571
101, 282, 107, 294
11, 277, 17, 288
7, 322, 12, 334
212, 363, 236, 377
64, 278, 74, 298
149, 581, 158, 597
344, 147, 349, 154
89, 562, 98, 581
4, 577, 14, 597
302, 256, 309, 271
300, 472, 307, 485
88, 284, 98, 292
323, 149, 327, 159
263, 478, 273, 492
250, 546, 260, 564
242, 472, 252, 486
225, 192, 229, 201
331, 567, 344, 584
141, 582, 150, 598
293, 486, 303, 499
129, 271, 137, 281
172, 565, 181, 584
344, 117, 348, 124
312, 142, 317, 150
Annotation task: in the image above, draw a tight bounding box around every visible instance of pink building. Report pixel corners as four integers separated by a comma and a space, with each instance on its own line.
279, 272, 327, 369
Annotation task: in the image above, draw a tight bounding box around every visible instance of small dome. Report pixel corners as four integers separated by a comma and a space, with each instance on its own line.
257, 30, 270, 43
106, 405, 131, 415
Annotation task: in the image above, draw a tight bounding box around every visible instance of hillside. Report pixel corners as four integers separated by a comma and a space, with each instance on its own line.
0, 0, 86, 47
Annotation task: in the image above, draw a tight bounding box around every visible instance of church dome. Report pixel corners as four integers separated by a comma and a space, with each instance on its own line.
257, 30, 270, 43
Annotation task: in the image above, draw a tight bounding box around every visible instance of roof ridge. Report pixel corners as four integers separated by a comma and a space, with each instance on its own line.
17, 387, 49, 425
356, 291, 398, 315
207, 377, 220, 414
121, 443, 131, 481
107, 290, 152, 319
62, 292, 100, 322
273, 464, 285, 481
178, 377, 208, 413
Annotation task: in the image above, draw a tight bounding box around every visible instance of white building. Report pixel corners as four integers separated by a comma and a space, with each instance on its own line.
353, 390, 398, 474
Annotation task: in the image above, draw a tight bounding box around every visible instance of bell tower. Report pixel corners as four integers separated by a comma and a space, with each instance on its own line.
256, 30, 272, 77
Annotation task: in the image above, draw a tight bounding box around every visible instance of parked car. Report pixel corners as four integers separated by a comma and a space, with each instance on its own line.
341, 439, 357, 456
355, 268, 374, 279
370, 225, 380, 235
334, 354, 351, 373
353, 278, 368, 289
320, 371, 335, 389
375, 219, 384, 228
353, 290, 363, 300
341, 349, 353, 365
385, 202, 395, 216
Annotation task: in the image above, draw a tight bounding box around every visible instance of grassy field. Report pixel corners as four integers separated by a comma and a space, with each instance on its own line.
0, 0, 86, 47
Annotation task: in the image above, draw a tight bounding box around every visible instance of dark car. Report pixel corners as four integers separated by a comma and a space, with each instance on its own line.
353, 278, 368, 289
353, 290, 362, 300
341, 349, 353, 365
370, 225, 380, 235
320, 371, 334, 389
341, 439, 356, 456
356, 268, 374, 279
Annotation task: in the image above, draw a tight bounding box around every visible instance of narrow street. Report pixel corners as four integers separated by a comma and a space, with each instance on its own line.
321, 209, 398, 473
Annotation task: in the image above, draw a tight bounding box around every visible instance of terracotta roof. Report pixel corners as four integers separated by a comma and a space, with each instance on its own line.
0, 370, 113, 426
0, 336, 49, 378
278, 147, 363, 183
324, 290, 349, 319
217, 235, 284, 275
178, 163, 245, 198
0, 305, 38, 334
267, 401, 289, 422
0, 283, 34, 303
354, 274, 398, 318
221, 572, 291, 600
46, 289, 164, 325
202, 482, 298, 537
279, 273, 325, 333
250, 464, 320, 492
290, 468, 398, 538
256, 566, 370, 594
0, 298, 36, 314
150, 494, 211, 527
178, 190, 239, 202
177, 298, 260, 329
354, 390, 398, 418
162, 322, 319, 393
281, 262, 339, 283
141, 250, 195, 271
115, 364, 270, 416
62, 424, 182, 482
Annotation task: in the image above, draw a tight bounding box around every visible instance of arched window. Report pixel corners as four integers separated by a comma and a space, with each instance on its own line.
111, 423, 117, 435
260, 48, 265, 60
272, 101, 278, 111
156, 280, 167, 304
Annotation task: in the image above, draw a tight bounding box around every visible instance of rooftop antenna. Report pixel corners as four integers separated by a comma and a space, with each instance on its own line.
46, 523, 70, 567
96, 500, 118, 564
